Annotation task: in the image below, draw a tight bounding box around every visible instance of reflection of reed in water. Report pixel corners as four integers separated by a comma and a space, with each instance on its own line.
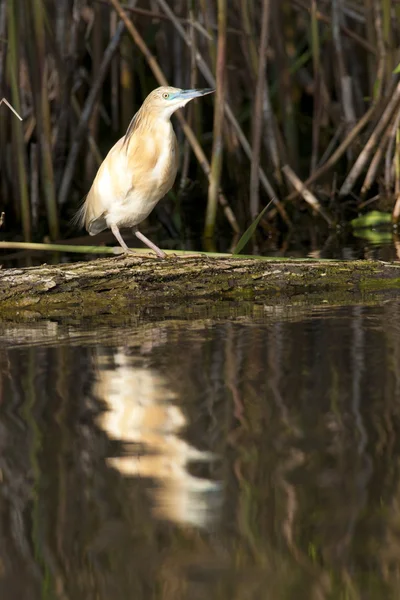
94, 350, 221, 528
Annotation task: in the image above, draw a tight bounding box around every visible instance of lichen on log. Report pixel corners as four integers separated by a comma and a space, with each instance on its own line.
1, 254, 400, 320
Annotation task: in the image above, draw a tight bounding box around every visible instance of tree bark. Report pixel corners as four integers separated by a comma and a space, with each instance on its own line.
1, 254, 400, 320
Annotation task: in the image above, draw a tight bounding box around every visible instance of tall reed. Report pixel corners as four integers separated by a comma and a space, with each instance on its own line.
250, 0, 270, 220
204, 0, 226, 242
25, 0, 59, 239
1, 0, 400, 249
7, 0, 30, 241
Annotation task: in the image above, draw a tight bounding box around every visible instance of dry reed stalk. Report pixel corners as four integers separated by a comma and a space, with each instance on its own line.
250, 0, 271, 220
110, 0, 239, 233
3, 0, 400, 243
310, 0, 321, 173
58, 9, 131, 207
339, 82, 400, 196
332, 0, 356, 140
172, 3, 184, 91
287, 105, 376, 202
0, 1, 6, 92
53, 0, 73, 192
120, 33, 135, 132
262, 83, 283, 184
205, 0, 226, 241
384, 110, 400, 193
198, 0, 216, 65
364, 0, 376, 96
373, 0, 385, 100
179, 1, 197, 190
317, 123, 344, 168
71, 95, 103, 166
85, 1, 103, 181
240, 0, 282, 183
0, 5, 8, 215
272, 3, 298, 171
23, 115, 35, 144
30, 143, 39, 231
291, 0, 377, 55
156, 0, 289, 225
7, 0, 30, 241
240, 0, 258, 70
95, 0, 243, 39
27, 0, 59, 240
110, 10, 119, 132
282, 165, 333, 225
55, 0, 68, 56
361, 122, 392, 196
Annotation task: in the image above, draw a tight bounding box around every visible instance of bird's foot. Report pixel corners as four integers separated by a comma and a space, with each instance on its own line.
114, 248, 146, 260
115, 247, 208, 260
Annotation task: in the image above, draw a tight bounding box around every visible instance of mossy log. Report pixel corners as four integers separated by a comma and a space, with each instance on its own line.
1, 254, 400, 320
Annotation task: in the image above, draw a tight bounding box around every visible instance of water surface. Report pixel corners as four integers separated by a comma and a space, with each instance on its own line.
1, 300, 400, 599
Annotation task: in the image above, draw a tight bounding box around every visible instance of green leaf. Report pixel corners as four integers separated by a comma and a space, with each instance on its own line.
351, 210, 392, 229
233, 202, 272, 255
393, 62, 400, 74
352, 229, 393, 244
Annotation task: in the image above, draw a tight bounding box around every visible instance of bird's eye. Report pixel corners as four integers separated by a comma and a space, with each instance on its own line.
162, 92, 169, 99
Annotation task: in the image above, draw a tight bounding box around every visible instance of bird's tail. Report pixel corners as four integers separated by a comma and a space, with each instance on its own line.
69, 195, 88, 230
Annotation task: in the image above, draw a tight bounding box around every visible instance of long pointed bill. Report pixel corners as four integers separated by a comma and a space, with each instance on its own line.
176, 88, 215, 100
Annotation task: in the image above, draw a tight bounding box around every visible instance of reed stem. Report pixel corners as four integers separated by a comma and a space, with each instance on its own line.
204, 0, 226, 242
7, 0, 31, 241
28, 0, 59, 240
250, 0, 270, 220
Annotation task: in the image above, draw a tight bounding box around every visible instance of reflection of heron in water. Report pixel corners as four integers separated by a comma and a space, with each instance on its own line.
94, 350, 221, 528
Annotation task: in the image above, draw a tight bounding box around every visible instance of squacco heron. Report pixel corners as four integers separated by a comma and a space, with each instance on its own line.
77, 86, 214, 258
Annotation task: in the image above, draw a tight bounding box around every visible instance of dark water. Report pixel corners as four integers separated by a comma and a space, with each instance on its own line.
1, 300, 400, 599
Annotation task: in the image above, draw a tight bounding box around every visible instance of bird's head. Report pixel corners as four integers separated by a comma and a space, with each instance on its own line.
143, 86, 214, 119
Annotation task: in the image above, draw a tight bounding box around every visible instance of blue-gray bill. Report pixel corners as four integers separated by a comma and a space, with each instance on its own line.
174, 88, 215, 100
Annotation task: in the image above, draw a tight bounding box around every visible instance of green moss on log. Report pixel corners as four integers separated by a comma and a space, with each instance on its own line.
1, 255, 400, 321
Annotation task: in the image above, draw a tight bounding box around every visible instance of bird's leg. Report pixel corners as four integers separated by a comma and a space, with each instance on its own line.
133, 228, 166, 259
111, 224, 133, 253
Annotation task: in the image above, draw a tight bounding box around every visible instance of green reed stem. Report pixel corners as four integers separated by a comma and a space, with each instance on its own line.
204, 0, 226, 244
29, 0, 59, 240
0, 241, 233, 258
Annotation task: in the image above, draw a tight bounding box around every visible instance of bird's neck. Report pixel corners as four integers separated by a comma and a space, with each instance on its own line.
139, 113, 176, 155
139, 106, 174, 131
124, 106, 175, 151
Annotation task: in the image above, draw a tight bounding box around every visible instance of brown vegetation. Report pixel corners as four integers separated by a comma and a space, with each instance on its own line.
1, 0, 400, 247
